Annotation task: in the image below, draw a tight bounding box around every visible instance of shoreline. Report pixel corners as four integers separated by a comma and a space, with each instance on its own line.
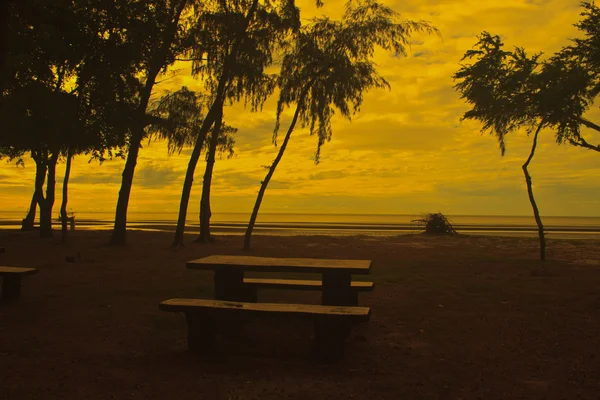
1, 218, 600, 240
2, 224, 600, 241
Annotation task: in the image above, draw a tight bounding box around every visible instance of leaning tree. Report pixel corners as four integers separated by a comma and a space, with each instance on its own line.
171, 0, 300, 246
109, 0, 198, 245
243, 0, 438, 250
453, 2, 600, 262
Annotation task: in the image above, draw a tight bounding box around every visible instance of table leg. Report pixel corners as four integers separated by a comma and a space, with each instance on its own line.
322, 272, 355, 306
213, 268, 251, 335
1, 276, 22, 302
214, 268, 248, 301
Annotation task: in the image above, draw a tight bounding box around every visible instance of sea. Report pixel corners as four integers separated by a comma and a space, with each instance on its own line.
1, 211, 599, 240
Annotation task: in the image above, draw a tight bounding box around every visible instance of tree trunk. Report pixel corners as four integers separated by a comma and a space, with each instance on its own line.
172, 106, 218, 246
60, 149, 73, 244
522, 122, 546, 262
110, 132, 142, 245
21, 192, 37, 231
0, 0, 12, 93
109, 0, 188, 246
243, 104, 302, 250
21, 160, 46, 231
197, 109, 224, 243
39, 152, 59, 238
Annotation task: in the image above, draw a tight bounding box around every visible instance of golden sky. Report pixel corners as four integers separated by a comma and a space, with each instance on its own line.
2, 0, 599, 218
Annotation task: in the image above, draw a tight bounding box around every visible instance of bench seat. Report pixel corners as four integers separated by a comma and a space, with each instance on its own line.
242, 278, 374, 305
0, 266, 38, 301
243, 278, 374, 291
159, 298, 371, 361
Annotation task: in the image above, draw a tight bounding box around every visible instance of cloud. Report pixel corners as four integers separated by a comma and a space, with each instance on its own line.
135, 163, 181, 188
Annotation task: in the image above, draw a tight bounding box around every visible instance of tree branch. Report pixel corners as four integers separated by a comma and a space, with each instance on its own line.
568, 136, 600, 152
578, 117, 600, 132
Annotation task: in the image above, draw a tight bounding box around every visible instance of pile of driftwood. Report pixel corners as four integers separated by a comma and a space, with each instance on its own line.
412, 213, 458, 236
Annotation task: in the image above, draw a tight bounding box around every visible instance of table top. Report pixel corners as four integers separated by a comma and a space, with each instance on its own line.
186, 255, 371, 274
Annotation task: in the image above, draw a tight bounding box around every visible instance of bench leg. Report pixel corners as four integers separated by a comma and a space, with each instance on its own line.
313, 317, 350, 362
185, 312, 216, 354
1, 276, 22, 302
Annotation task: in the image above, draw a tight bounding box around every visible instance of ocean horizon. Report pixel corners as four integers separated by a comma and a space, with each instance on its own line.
1, 211, 600, 239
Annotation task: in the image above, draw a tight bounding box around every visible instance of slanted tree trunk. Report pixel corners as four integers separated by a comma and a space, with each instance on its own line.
60, 149, 73, 243
110, 0, 188, 246
172, 104, 219, 246
21, 159, 46, 231
197, 110, 224, 243
110, 127, 143, 245
523, 121, 546, 262
173, 0, 260, 247
243, 103, 302, 250
39, 152, 59, 238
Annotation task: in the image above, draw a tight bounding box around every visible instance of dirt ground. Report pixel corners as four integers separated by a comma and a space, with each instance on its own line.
1, 229, 599, 400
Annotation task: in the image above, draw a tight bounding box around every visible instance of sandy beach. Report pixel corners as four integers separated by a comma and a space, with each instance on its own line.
1, 229, 599, 399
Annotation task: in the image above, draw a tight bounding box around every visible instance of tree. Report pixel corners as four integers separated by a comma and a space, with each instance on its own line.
1, 0, 89, 237
146, 87, 237, 236
453, 33, 551, 261
559, 1, 600, 152
243, 0, 438, 250
171, 0, 298, 246
453, 1, 600, 262
109, 0, 194, 245
2, 0, 137, 238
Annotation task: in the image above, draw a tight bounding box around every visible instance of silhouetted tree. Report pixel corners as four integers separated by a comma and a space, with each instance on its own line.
243, 0, 438, 250
2, 0, 137, 238
172, 0, 297, 246
146, 87, 236, 242
109, 0, 194, 245
453, 33, 548, 260
1, 0, 90, 237
454, 2, 600, 263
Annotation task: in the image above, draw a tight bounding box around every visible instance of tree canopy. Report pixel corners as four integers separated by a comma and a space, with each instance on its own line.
453, 2, 600, 155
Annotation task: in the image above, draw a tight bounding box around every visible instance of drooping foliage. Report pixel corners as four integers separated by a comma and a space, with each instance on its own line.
146, 86, 237, 157
243, 0, 439, 249
454, 2, 600, 154
275, 0, 438, 162
109, 0, 197, 245
171, 0, 303, 245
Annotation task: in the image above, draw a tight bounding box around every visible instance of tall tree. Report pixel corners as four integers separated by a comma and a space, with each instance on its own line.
172, 0, 297, 246
243, 0, 438, 250
453, 1, 600, 262
2, 0, 136, 237
145, 85, 236, 243
2, 0, 88, 237
453, 33, 551, 261
109, 0, 193, 245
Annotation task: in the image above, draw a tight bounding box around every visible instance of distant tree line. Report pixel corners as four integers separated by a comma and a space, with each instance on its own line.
0, 0, 436, 248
